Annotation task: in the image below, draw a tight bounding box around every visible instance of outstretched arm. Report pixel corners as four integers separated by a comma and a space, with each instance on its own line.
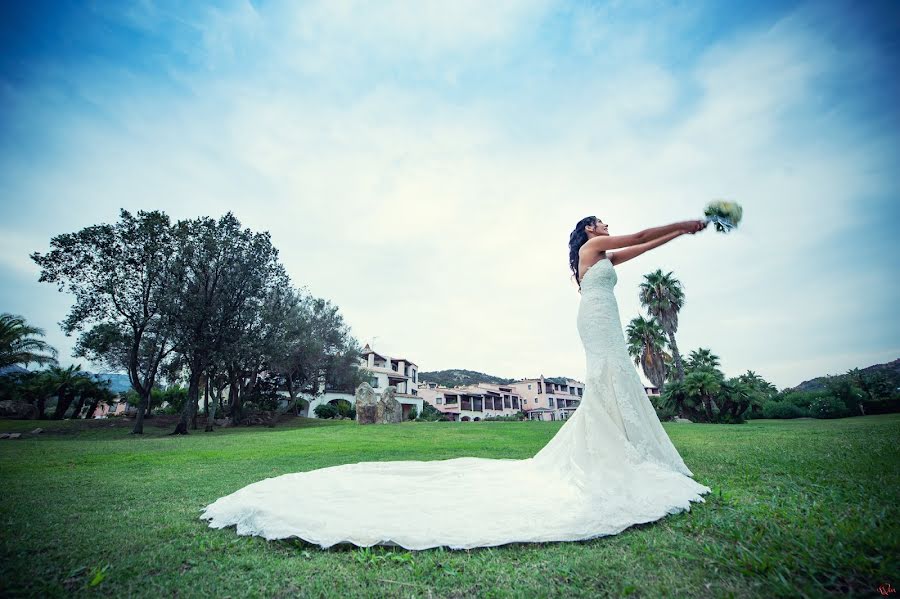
584, 219, 702, 253
609, 230, 684, 267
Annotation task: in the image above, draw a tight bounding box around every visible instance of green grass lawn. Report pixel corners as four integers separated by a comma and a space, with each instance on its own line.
1, 414, 897, 598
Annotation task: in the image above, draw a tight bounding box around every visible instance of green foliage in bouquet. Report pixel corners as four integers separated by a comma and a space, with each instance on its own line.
704, 200, 743, 232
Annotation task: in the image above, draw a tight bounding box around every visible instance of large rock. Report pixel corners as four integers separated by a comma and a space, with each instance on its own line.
672, 416, 693, 423
0, 400, 38, 420
355, 382, 378, 424
376, 386, 403, 424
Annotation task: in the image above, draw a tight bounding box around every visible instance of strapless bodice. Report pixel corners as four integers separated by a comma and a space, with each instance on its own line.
580, 257, 617, 294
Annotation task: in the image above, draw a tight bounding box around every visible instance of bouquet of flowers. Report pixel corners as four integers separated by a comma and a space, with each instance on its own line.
704, 199, 743, 233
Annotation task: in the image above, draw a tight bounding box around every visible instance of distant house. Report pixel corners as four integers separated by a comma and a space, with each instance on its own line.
294, 344, 424, 420
508, 376, 584, 421
416, 383, 523, 422
419, 370, 660, 423
85, 373, 136, 418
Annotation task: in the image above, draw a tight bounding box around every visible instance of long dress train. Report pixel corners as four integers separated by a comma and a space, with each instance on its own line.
199, 257, 711, 550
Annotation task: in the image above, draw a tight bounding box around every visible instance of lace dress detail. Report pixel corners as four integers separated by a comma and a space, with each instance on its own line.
199, 258, 711, 550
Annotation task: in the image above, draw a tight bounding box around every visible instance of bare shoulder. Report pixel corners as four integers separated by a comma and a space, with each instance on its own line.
578, 244, 607, 277
578, 243, 603, 263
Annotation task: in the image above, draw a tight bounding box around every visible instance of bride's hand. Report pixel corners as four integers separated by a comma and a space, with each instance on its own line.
684, 219, 706, 234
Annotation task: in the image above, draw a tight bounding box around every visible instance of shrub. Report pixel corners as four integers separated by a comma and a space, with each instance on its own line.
483, 414, 522, 421
407, 406, 418, 420
314, 403, 339, 419
415, 403, 448, 421
810, 395, 851, 419
332, 399, 353, 417
155, 404, 180, 415
761, 400, 808, 419
650, 396, 677, 422
776, 390, 828, 412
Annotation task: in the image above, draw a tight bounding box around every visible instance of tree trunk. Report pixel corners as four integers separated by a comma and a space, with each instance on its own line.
37, 396, 47, 419
666, 329, 685, 382
52, 391, 74, 419
268, 377, 296, 428
131, 390, 149, 434
71, 395, 87, 420
171, 370, 201, 435
204, 378, 216, 432
229, 371, 242, 426
702, 395, 714, 422
144, 394, 154, 419
86, 398, 101, 420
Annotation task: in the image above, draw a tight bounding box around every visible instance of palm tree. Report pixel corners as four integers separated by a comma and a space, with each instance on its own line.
0, 313, 58, 369
683, 369, 722, 422
626, 315, 669, 391
47, 364, 85, 419
84, 383, 115, 420
70, 377, 113, 419
739, 370, 777, 397
639, 270, 686, 382
686, 348, 721, 372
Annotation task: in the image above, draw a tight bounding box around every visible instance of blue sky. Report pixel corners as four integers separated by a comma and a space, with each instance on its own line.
1, 0, 898, 389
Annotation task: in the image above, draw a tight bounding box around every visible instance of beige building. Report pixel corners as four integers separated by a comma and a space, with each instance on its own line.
507, 376, 584, 421
416, 382, 523, 421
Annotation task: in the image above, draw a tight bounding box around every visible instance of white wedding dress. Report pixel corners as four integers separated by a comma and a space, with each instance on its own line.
200, 257, 711, 550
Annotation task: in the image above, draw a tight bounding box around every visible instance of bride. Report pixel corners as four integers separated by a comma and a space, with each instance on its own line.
200, 216, 713, 550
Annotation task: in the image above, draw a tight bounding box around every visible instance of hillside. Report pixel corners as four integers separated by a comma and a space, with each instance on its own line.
788, 358, 900, 392
417, 369, 582, 388
417, 369, 518, 388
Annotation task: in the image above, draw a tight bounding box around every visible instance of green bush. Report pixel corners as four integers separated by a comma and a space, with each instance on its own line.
776, 390, 828, 412
415, 403, 449, 421
650, 396, 677, 422
483, 414, 522, 421
314, 403, 339, 419
810, 395, 851, 419
761, 400, 808, 419
332, 399, 353, 418
407, 406, 418, 420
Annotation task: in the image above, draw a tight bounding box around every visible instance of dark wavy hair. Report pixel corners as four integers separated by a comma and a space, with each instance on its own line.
569, 216, 599, 291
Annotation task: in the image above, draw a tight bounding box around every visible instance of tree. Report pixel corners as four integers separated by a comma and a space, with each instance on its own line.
738, 370, 778, 417
639, 270, 686, 382
0, 313, 58, 369
686, 348, 721, 372
83, 381, 115, 419
46, 364, 87, 419
220, 273, 293, 426
625, 315, 669, 392
164, 213, 283, 435
825, 377, 866, 417
683, 368, 723, 422
31, 210, 177, 434
268, 290, 366, 427
717, 377, 755, 423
